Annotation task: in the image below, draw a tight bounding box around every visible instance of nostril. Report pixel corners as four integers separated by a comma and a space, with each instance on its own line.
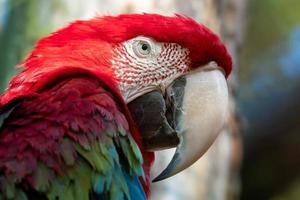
165, 76, 186, 131
165, 98, 175, 130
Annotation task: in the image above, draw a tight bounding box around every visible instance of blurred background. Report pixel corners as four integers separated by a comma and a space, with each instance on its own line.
0, 0, 299, 199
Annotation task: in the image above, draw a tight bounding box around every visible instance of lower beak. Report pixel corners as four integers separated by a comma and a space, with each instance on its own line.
128, 62, 229, 182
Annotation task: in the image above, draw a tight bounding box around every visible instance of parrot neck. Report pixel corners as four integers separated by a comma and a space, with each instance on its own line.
1, 63, 155, 196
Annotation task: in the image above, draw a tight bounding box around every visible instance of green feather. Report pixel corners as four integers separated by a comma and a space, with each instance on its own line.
104, 123, 118, 137
2, 178, 16, 199
75, 143, 111, 173
78, 135, 92, 151
128, 136, 143, 164
117, 124, 127, 136
33, 163, 51, 192
98, 142, 115, 166
61, 138, 76, 166
47, 178, 67, 200
118, 137, 143, 176
70, 161, 91, 200
14, 190, 27, 200
110, 183, 124, 200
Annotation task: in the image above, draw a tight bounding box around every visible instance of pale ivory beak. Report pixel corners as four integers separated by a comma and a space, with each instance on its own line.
153, 62, 229, 181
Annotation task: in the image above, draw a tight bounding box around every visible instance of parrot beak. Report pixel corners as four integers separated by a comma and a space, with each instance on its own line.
127, 62, 229, 182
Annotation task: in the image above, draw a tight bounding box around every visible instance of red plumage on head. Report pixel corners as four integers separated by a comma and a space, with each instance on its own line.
2, 13, 232, 105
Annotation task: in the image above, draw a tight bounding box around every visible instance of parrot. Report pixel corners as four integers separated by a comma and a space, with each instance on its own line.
0, 13, 232, 200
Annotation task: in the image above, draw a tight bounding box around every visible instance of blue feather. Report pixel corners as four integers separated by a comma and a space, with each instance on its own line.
124, 171, 146, 200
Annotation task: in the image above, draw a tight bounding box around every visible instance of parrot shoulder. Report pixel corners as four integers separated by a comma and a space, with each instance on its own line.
0, 76, 146, 200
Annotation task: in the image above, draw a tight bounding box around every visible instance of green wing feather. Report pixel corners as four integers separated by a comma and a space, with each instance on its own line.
0, 78, 145, 200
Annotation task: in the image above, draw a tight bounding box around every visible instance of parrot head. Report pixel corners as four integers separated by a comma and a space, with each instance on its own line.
7, 14, 232, 182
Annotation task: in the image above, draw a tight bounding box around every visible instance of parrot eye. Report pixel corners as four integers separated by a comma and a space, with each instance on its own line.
124, 36, 161, 59
133, 40, 152, 57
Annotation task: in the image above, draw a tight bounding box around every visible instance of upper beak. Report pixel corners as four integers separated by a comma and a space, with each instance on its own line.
128, 62, 229, 182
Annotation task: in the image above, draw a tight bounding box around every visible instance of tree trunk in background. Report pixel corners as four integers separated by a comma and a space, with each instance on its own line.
0, 0, 246, 199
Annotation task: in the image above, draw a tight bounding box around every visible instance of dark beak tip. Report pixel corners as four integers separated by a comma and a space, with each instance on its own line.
152, 176, 164, 183
151, 167, 173, 183
151, 151, 181, 183
152, 168, 171, 182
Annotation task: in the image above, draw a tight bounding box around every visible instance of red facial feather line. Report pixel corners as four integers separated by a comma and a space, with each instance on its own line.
111, 42, 190, 87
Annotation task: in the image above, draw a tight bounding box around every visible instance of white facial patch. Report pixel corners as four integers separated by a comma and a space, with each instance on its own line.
111, 36, 190, 102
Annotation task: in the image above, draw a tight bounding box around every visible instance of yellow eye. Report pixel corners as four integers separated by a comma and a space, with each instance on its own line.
133, 40, 152, 57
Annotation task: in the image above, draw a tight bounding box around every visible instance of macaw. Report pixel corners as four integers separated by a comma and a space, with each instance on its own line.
0, 14, 232, 200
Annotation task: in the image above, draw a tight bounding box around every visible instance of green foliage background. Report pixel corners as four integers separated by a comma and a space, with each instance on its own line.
0, 0, 60, 91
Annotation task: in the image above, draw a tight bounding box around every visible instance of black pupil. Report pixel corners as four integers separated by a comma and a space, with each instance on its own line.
141, 43, 149, 51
